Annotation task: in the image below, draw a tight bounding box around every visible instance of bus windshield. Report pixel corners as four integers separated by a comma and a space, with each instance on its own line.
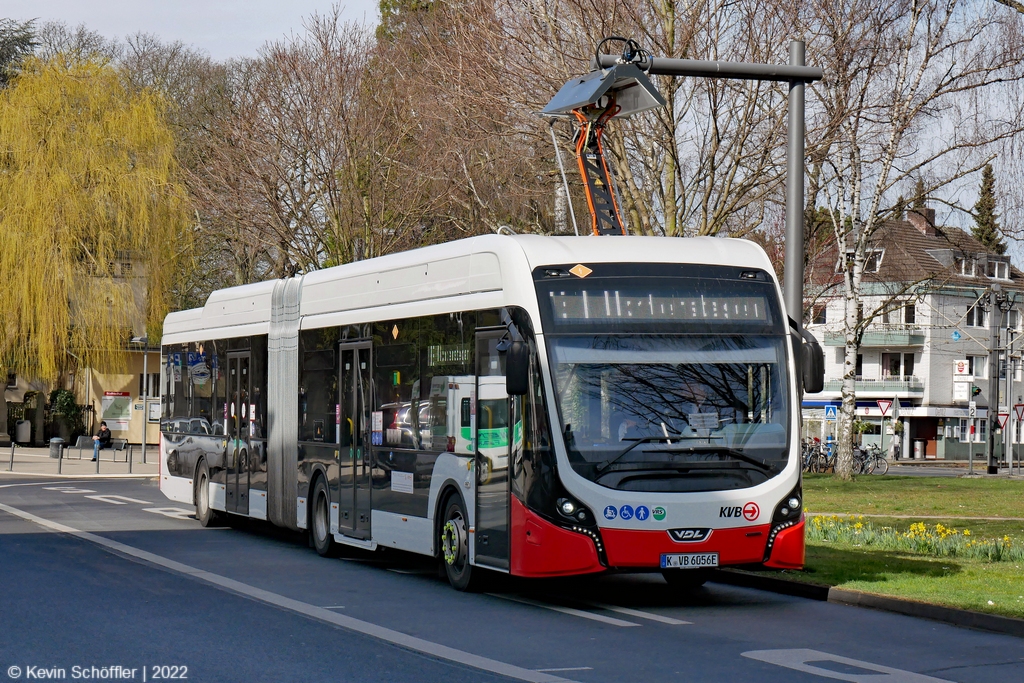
536, 266, 790, 492
548, 334, 789, 492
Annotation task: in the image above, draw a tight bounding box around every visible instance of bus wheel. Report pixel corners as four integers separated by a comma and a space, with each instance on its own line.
195, 461, 219, 527
662, 569, 709, 590
311, 478, 338, 557
440, 495, 477, 591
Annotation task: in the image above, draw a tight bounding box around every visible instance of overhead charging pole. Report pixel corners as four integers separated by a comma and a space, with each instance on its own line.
592, 43, 822, 340
549, 40, 824, 387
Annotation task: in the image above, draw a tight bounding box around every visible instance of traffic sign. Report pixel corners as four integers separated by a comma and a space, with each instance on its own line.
1015, 403, 1024, 422
951, 330, 962, 341
999, 413, 1010, 429
952, 359, 972, 381
824, 405, 838, 422
876, 399, 892, 416
968, 400, 977, 418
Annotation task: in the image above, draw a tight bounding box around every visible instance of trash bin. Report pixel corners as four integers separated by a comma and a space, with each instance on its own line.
49, 437, 65, 459
15, 419, 30, 445
913, 439, 926, 460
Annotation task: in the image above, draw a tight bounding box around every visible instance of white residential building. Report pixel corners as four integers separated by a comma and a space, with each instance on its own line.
802, 209, 1022, 461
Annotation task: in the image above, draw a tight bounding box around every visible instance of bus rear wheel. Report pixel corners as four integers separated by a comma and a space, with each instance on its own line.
662, 569, 710, 590
311, 478, 339, 557
440, 495, 479, 591
194, 461, 219, 527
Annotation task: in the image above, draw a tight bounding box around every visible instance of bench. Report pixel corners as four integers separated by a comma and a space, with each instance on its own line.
71, 436, 130, 461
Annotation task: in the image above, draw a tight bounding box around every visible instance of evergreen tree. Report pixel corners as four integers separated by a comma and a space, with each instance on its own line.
0, 19, 37, 87
912, 178, 926, 210
972, 164, 1006, 254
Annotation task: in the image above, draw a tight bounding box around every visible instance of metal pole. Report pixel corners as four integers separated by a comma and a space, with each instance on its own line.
784, 40, 806, 361
128, 443, 133, 474
596, 54, 823, 83
58, 445, 62, 475
1006, 340, 1013, 470
8, 442, 13, 471
549, 121, 580, 236
987, 288, 1000, 474
969, 419, 975, 475
142, 344, 148, 465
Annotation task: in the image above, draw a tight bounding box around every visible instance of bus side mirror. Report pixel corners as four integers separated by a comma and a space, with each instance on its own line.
801, 330, 825, 394
505, 341, 529, 396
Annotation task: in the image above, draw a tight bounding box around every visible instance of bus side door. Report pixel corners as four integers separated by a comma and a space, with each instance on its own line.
474, 331, 509, 570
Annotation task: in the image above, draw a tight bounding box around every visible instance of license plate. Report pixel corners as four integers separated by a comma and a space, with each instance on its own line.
660, 552, 719, 569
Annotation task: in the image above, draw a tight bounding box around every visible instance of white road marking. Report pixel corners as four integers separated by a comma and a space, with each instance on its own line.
43, 486, 96, 494
85, 495, 152, 505
323, 606, 346, 610
142, 507, 194, 520
587, 603, 691, 625
534, 668, 593, 673
0, 501, 578, 683
742, 649, 952, 682
487, 594, 640, 627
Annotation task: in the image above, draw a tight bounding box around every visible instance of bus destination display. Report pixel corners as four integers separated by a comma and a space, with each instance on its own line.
547, 290, 770, 322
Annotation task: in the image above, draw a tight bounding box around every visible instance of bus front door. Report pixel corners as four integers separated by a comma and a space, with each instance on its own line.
338, 343, 372, 539
474, 331, 510, 570
226, 353, 250, 515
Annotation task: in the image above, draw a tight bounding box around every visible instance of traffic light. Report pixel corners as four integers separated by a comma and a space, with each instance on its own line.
971, 384, 982, 397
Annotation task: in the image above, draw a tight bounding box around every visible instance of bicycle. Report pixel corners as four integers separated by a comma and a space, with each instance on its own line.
855, 443, 889, 475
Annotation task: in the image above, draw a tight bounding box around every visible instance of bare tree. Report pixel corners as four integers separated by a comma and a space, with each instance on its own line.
800, 0, 1024, 478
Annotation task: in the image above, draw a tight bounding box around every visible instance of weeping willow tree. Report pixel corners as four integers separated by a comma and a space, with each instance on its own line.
0, 55, 191, 386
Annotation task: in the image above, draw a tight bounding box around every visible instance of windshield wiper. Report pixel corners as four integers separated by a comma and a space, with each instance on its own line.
679, 447, 779, 474
596, 434, 681, 473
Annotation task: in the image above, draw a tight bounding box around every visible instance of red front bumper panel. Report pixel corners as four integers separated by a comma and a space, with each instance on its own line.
509, 496, 605, 578
601, 524, 773, 568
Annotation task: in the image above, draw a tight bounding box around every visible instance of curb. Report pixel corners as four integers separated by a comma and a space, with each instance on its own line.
710, 569, 1024, 638
0, 471, 158, 479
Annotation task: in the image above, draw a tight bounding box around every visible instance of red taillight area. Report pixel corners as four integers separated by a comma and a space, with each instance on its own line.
601, 524, 771, 568
764, 519, 805, 569
509, 496, 605, 578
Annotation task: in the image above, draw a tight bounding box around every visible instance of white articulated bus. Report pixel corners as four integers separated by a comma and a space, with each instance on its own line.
159, 234, 806, 590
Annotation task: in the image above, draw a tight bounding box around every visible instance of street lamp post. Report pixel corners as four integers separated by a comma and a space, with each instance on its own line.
131, 336, 149, 465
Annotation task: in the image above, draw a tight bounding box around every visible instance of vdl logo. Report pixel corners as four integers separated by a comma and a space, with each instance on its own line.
668, 528, 712, 542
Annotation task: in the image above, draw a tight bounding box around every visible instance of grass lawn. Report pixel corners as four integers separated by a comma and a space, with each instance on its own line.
803, 474, 1024, 518
790, 542, 1024, 619
782, 475, 1024, 618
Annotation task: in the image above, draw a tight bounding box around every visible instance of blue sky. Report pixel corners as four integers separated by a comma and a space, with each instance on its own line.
0, 1, 380, 60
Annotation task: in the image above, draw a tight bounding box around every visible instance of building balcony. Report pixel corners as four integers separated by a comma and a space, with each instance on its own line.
824, 325, 925, 347
820, 376, 924, 395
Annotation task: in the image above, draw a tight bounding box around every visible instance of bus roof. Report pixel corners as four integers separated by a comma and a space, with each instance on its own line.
162, 235, 776, 344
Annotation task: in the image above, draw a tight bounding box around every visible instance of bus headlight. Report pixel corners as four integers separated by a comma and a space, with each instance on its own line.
788, 497, 801, 510
558, 498, 577, 516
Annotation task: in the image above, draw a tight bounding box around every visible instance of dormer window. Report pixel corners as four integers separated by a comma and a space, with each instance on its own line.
986, 258, 1010, 280
842, 249, 884, 273
864, 249, 883, 273
956, 256, 976, 276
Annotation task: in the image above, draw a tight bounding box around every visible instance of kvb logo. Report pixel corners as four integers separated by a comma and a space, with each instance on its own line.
742, 502, 760, 521
720, 502, 760, 521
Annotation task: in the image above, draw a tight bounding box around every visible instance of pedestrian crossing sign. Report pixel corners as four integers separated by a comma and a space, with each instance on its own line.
824, 405, 838, 422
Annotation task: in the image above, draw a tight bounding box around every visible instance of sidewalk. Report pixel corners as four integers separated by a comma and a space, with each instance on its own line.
0, 445, 158, 477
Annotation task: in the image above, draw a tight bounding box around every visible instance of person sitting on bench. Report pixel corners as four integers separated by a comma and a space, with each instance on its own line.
92, 421, 111, 461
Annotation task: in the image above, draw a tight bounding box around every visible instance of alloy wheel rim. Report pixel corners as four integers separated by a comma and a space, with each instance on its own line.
442, 511, 466, 568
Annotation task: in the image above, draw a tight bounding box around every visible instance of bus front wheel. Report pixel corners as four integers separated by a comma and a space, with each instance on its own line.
440, 495, 478, 591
